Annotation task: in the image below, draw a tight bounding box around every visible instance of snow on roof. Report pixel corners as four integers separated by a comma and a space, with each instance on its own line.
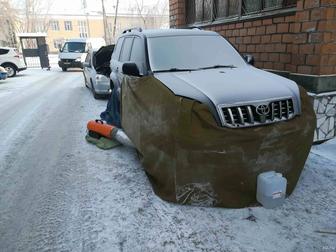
17, 33, 48, 38
125, 29, 218, 38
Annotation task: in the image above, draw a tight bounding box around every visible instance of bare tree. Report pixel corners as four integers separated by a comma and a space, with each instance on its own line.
16, 0, 54, 33
0, 0, 18, 46
128, 0, 169, 29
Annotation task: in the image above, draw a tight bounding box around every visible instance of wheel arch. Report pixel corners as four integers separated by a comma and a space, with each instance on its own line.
1, 62, 18, 70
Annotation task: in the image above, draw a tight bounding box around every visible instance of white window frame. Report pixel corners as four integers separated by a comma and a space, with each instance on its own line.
49, 20, 60, 31
64, 21, 72, 31
78, 20, 88, 38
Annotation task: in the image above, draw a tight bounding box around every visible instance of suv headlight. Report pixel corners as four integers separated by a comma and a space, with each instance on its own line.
75, 57, 81, 62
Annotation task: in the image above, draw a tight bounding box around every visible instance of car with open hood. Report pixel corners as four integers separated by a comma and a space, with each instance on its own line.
108, 28, 315, 208
58, 38, 106, 71
83, 45, 114, 99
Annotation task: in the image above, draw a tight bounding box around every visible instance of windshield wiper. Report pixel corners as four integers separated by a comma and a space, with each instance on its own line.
154, 68, 197, 73
198, 64, 237, 70
154, 65, 236, 73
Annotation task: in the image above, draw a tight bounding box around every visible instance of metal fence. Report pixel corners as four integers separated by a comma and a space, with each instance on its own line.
25, 57, 41, 68
186, 0, 297, 24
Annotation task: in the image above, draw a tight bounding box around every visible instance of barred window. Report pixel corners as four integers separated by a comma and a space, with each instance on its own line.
243, 0, 296, 14
186, 0, 297, 24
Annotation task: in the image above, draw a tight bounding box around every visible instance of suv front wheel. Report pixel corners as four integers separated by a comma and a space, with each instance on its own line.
2, 63, 17, 77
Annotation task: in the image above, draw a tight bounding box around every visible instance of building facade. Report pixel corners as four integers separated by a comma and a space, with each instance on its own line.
17, 13, 168, 53
170, 0, 336, 141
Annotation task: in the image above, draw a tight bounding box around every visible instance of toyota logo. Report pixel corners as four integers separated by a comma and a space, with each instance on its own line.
256, 104, 270, 116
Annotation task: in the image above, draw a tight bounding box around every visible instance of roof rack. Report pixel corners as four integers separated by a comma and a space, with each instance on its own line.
185, 26, 201, 30
122, 27, 143, 34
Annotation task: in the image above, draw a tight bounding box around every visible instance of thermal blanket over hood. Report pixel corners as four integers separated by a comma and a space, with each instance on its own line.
121, 75, 316, 208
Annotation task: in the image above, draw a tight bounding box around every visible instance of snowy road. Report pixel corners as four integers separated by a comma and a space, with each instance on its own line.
0, 68, 335, 252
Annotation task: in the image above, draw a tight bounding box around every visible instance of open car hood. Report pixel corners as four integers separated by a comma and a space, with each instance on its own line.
93, 45, 114, 71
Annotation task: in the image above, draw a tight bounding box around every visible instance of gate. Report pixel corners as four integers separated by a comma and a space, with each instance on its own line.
17, 33, 50, 69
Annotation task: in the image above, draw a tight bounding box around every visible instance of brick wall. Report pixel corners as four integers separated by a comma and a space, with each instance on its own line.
208, 14, 296, 72
169, 0, 186, 28
169, 0, 336, 77
291, 0, 336, 75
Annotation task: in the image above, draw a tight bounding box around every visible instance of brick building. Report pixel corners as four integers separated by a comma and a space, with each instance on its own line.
169, 0, 336, 142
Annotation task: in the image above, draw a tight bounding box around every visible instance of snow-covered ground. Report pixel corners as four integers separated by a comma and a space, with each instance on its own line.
0, 68, 335, 252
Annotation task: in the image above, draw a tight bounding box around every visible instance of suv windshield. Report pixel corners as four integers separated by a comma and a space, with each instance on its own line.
62, 42, 86, 53
147, 35, 246, 72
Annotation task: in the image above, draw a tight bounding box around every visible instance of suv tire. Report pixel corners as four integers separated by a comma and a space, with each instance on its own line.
62, 67, 67, 72
2, 63, 16, 77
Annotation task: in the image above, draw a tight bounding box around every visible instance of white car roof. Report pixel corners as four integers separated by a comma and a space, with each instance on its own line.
64, 38, 105, 43
64, 38, 87, 43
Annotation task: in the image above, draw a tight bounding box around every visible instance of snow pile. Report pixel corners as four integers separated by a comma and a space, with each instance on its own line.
83, 132, 336, 251
312, 138, 336, 162
1, 70, 335, 252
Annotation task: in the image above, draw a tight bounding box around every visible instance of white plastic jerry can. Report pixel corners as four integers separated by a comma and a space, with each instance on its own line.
256, 171, 287, 209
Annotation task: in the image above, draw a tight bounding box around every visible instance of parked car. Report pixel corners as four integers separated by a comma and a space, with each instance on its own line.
106, 28, 315, 208
0, 47, 27, 77
0, 66, 7, 80
58, 38, 106, 71
83, 45, 114, 99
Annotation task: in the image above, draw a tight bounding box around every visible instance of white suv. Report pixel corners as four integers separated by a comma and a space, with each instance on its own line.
0, 47, 27, 77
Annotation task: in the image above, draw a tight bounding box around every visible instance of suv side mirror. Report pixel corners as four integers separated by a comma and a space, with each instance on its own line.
122, 62, 140, 77
243, 54, 255, 66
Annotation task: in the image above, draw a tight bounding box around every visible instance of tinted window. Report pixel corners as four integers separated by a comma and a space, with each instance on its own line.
119, 37, 134, 62
130, 37, 144, 63
130, 37, 145, 74
147, 35, 246, 71
112, 37, 124, 60
0, 49, 9, 55
62, 42, 86, 53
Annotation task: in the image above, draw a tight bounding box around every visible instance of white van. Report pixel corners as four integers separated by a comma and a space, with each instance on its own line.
58, 38, 105, 71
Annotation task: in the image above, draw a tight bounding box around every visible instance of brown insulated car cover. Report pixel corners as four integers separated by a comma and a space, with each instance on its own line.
121, 76, 316, 208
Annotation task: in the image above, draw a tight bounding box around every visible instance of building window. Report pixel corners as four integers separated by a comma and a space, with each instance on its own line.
78, 20, 88, 38
49, 20, 60, 31
186, 0, 297, 24
64, 21, 72, 31
243, 0, 296, 13
34, 21, 46, 32
53, 39, 64, 49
